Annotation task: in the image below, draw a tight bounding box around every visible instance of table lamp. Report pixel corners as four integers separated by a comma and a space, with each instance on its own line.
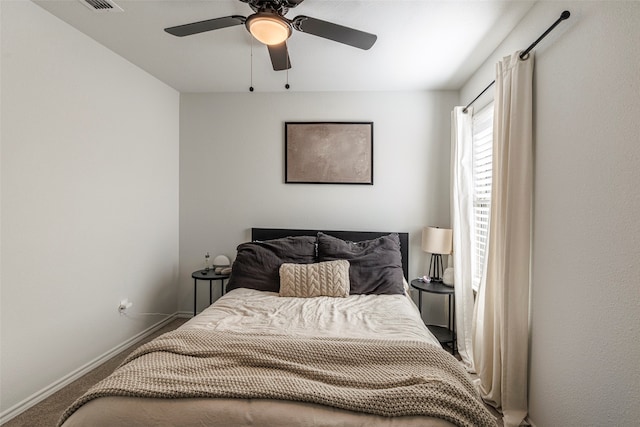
422, 227, 453, 282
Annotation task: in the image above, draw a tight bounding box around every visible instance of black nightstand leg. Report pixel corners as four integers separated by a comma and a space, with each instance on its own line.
448, 295, 452, 331
418, 291, 423, 313
193, 278, 197, 317
209, 280, 213, 306
452, 295, 456, 354
448, 294, 456, 355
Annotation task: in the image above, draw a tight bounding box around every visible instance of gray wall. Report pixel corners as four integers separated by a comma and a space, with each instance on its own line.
0, 1, 180, 417
461, 1, 640, 425
178, 91, 457, 319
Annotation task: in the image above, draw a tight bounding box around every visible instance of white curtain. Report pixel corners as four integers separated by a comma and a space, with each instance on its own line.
473, 51, 534, 427
450, 106, 476, 372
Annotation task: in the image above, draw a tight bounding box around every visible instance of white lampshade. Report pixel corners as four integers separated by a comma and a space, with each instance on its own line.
246, 13, 292, 45
421, 227, 453, 255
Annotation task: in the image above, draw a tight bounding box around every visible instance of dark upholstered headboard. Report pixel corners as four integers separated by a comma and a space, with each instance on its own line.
251, 228, 409, 280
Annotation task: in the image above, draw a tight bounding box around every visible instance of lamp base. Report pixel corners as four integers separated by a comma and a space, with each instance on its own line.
428, 254, 444, 282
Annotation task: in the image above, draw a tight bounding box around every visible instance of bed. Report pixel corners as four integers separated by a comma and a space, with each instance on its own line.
58, 228, 496, 427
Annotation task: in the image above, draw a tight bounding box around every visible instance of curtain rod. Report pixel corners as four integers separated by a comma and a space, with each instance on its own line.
462, 10, 571, 113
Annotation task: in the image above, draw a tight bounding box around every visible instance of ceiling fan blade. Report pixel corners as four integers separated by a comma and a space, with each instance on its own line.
164, 15, 246, 37
283, 0, 305, 7
267, 42, 291, 71
292, 15, 377, 50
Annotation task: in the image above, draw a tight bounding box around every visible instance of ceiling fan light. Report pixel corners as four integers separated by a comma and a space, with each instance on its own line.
246, 14, 291, 45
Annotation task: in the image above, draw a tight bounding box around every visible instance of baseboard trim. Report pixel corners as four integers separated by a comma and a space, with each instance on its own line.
0, 313, 179, 424
176, 310, 193, 318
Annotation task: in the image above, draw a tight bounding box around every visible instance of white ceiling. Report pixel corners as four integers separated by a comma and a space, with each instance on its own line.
34, 0, 536, 93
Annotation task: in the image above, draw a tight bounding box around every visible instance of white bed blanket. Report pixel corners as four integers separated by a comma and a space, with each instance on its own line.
183, 287, 441, 344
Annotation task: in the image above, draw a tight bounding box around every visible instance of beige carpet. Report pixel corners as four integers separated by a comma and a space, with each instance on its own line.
2, 318, 188, 427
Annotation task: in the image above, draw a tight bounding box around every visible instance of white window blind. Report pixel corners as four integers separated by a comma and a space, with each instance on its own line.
471, 103, 494, 291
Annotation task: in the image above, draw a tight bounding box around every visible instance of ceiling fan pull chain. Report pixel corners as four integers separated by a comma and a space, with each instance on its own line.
249, 38, 255, 92
284, 50, 290, 89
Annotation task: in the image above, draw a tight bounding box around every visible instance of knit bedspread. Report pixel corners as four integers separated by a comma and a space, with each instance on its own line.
58, 330, 496, 427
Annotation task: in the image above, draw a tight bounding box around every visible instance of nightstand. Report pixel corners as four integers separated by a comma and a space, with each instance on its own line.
192, 269, 230, 316
410, 279, 456, 354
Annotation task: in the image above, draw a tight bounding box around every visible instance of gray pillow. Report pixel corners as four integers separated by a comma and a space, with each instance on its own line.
226, 236, 317, 293
316, 232, 404, 295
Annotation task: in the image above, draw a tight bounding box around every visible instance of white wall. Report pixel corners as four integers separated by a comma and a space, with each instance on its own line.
461, 2, 640, 425
0, 0, 180, 418
179, 91, 457, 319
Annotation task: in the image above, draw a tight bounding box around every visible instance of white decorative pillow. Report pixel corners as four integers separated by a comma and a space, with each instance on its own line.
279, 260, 350, 298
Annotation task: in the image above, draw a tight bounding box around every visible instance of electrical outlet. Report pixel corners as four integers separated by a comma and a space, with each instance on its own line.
118, 298, 133, 314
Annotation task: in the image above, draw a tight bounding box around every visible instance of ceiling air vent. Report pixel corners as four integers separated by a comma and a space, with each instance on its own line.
79, 0, 123, 12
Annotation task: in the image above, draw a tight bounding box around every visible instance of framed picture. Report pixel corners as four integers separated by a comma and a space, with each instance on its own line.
285, 122, 373, 184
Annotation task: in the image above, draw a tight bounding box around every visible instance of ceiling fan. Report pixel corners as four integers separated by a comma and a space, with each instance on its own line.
164, 0, 377, 71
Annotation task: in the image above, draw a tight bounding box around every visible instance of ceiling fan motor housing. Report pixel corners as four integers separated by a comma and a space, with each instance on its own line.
242, 0, 295, 16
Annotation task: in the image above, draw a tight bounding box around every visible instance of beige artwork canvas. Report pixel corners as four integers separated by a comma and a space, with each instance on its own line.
285, 122, 373, 184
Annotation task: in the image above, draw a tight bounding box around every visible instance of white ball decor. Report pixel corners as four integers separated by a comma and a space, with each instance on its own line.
213, 255, 231, 268
442, 267, 455, 287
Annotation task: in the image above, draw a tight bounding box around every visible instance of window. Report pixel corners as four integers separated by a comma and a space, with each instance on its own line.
471, 103, 494, 291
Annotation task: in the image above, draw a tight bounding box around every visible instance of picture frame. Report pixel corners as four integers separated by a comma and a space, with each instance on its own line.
285, 122, 373, 184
